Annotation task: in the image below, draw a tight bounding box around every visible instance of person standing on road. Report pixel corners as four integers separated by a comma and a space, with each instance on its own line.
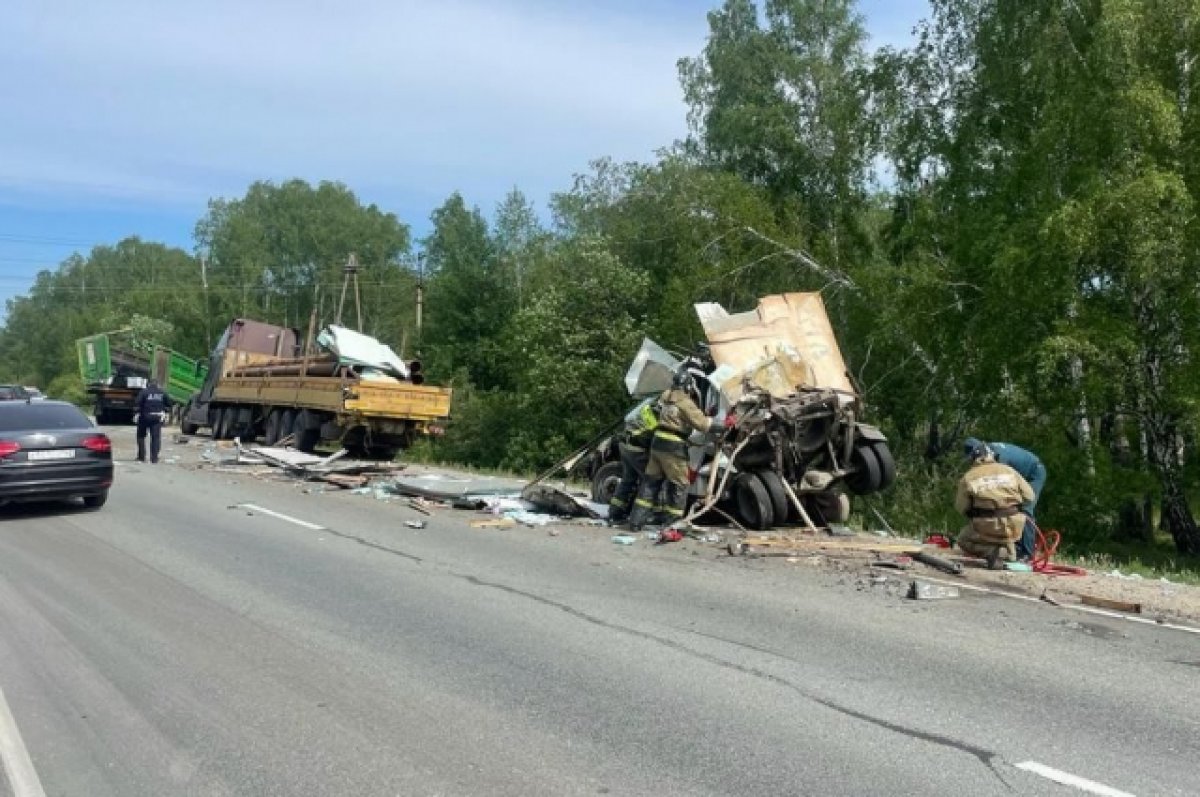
608, 398, 659, 525
955, 441, 1035, 569
135, 379, 171, 464
963, 437, 1046, 558
628, 369, 730, 532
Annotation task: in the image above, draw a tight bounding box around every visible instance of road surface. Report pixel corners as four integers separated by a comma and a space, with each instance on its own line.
0, 428, 1196, 795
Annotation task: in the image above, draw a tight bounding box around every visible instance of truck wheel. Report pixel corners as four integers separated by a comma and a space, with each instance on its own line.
756, 471, 791, 526
295, 427, 320, 454
872, 442, 896, 491
180, 401, 199, 435
263, 410, 282, 446
811, 491, 852, 524
590, 461, 623, 504
735, 473, 775, 530
213, 407, 231, 440
846, 444, 882, 495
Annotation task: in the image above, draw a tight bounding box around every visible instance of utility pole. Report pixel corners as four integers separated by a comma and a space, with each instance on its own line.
335, 253, 362, 330
415, 251, 426, 351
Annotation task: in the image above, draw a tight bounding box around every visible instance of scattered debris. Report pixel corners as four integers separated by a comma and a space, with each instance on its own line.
471, 517, 517, 529
403, 520, 426, 529
908, 580, 961, 600
521, 483, 606, 519
1004, 561, 1034, 572
912, 551, 965, 576
1081, 595, 1143, 614
611, 534, 637, 545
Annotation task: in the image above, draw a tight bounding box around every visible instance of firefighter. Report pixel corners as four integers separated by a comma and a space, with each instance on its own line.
963, 437, 1046, 558
955, 440, 1035, 569
135, 379, 171, 464
608, 398, 659, 525
628, 369, 731, 531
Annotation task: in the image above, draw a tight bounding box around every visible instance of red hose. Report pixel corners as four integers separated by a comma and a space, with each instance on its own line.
1031, 522, 1088, 576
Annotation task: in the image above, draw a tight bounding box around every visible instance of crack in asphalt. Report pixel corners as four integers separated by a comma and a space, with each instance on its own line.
320, 527, 424, 564
461, 573, 1012, 790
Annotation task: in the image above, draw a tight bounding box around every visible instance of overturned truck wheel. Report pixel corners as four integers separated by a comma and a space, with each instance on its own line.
845, 444, 883, 495
756, 471, 791, 527
735, 472, 775, 531
590, 461, 623, 505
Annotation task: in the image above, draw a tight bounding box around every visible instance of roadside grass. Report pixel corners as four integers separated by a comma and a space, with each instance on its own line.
1056, 535, 1200, 585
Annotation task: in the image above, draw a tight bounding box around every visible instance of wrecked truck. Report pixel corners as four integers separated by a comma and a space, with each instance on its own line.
586, 292, 895, 530
181, 318, 451, 457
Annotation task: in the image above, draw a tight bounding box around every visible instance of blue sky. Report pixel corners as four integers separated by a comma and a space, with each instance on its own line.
0, 0, 929, 308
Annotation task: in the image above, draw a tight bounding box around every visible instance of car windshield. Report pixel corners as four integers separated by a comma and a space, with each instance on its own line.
0, 403, 91, 431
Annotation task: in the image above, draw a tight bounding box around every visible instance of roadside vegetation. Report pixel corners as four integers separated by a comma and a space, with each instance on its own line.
3, 0, 1200, 571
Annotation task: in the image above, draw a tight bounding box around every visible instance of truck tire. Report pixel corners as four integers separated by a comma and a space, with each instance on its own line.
263, 410, 283, 446
846, 444, 883, 495
811, 491, 852, 524
590, 461, 623, 505
214, 407, 232, 440
280, 410, 297, 445
180, 401, 199, 435
735, 473, 775, 530
295, 427, 320, 454
872, 442, 896, 491
756, 471, 791, 526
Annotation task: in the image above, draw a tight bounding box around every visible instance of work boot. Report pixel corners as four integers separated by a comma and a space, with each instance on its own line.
985, 549, 1003, 570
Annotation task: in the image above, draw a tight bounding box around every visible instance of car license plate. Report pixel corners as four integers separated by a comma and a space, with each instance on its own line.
28, 450, 76, 461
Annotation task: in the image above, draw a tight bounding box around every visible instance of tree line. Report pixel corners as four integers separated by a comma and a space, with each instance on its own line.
3, 0, 1199, 557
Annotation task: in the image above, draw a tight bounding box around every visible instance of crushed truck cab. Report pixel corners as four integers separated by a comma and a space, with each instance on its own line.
588, 292, 895, 531
181, 318, 451, 458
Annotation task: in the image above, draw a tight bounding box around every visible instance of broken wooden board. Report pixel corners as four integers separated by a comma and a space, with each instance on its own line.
736, 535, 921, 554
318, 473, 370, 489
470, 517, 517, 529
1081, 595, 1143, 614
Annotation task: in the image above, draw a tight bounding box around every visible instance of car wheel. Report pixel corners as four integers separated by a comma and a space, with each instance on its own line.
590, 461, 623, 504
83, 492, 108, 510
735, 473, 775, 530
756, 471, 792, 526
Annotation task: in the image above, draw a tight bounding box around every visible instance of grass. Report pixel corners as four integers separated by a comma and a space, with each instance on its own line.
1055, 535, 1200, 585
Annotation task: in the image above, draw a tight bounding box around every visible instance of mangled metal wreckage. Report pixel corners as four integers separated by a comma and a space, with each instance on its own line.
584, 292, 895, 530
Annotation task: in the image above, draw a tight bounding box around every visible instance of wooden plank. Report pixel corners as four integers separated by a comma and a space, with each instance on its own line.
1081, 595, 1142, 614
741, 536, 920, 554
470, 518, 517, 529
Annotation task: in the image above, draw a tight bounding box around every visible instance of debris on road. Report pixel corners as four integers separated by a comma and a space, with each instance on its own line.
1081, 595, 1143, 614
912, 551, 965, 576
404, 520, 426, 529
908, 580, 961, 600
611, 534, 637, 545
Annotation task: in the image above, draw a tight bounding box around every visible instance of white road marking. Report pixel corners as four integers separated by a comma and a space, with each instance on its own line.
1015, 761, 1135, 796
236, 504, 326, 531
0, 681, 47, 797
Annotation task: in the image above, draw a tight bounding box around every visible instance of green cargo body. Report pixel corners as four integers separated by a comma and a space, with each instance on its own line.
76, 331, 206, 422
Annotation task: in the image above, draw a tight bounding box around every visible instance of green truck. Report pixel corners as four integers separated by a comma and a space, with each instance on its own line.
76, 331, 207, 424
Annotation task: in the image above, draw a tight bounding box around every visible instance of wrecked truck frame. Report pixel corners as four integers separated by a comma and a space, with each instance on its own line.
582, 292, 895, 530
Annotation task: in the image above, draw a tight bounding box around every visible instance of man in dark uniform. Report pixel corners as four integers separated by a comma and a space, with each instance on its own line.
135, 379, 171, 464
628, 369, 730, 531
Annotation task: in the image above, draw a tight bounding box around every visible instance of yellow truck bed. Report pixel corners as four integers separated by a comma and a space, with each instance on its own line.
213, 376, 451, 424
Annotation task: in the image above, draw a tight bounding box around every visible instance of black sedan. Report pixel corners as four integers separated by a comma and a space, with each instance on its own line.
0, 400, 113, 509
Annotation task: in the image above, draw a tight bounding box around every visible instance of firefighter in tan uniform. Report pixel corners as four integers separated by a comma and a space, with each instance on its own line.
628, 370, 728, 531
955, 441, 1035, 568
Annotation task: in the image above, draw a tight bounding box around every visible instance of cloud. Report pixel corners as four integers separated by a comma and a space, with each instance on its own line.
0, 0, 703, 212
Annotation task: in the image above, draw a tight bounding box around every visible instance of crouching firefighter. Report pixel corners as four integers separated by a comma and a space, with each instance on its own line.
608, 398, 659, 525
628, 370, 730, 532
954, 441, 1035, 569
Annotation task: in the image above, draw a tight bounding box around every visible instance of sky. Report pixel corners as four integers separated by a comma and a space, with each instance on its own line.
0, 0, 930, 308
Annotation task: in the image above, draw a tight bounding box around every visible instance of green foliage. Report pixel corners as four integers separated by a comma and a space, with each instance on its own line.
5, 0, 1200, 563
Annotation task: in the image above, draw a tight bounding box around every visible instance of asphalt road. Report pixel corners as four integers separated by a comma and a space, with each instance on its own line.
0, 429, 1196, 796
